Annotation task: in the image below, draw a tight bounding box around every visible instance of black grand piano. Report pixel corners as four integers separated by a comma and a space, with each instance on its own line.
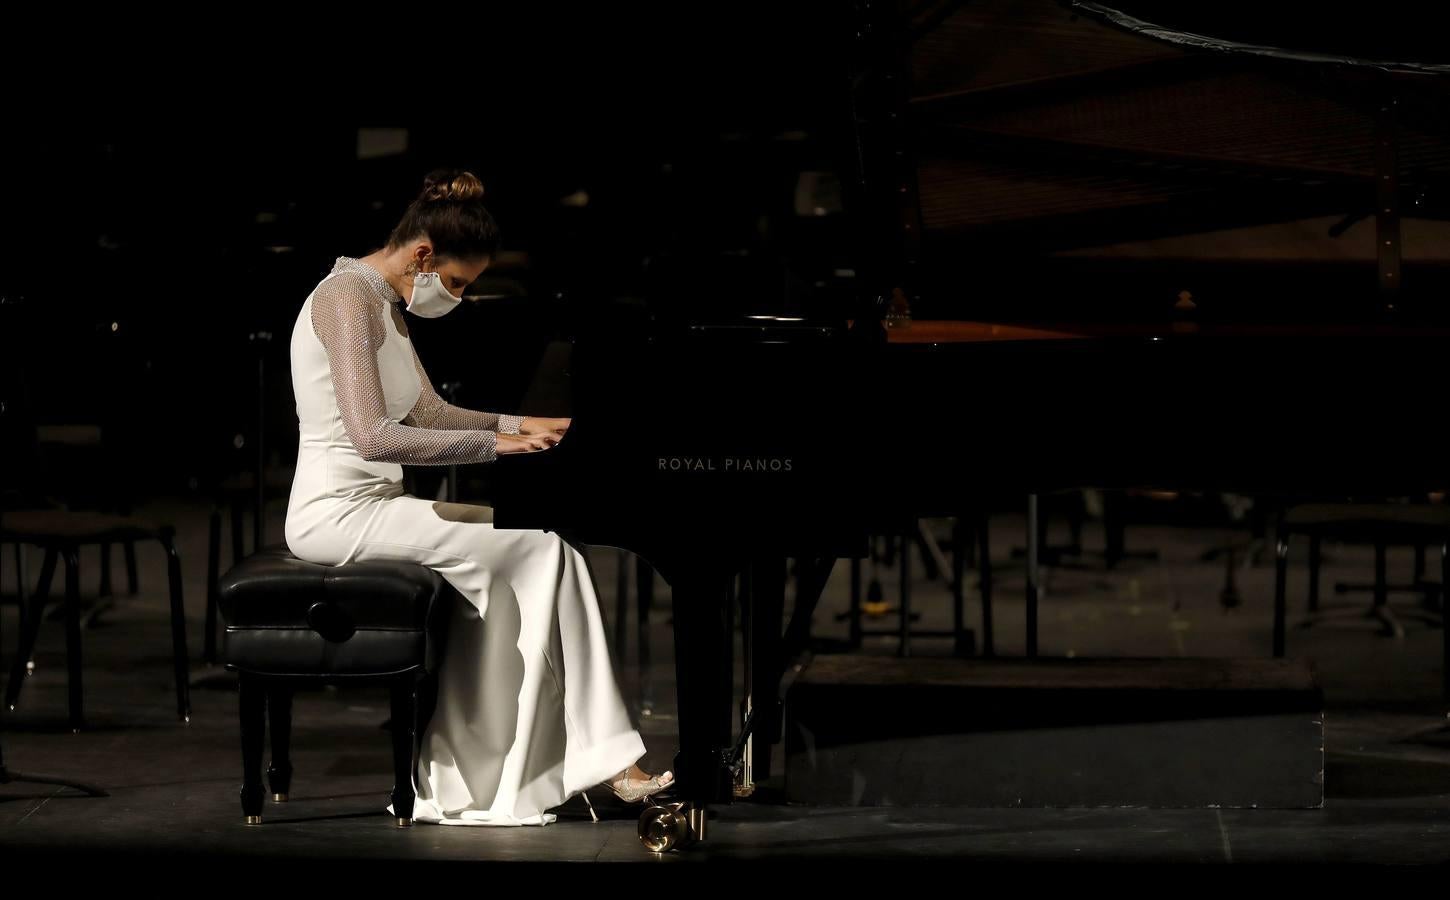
492, 1, 1450, 851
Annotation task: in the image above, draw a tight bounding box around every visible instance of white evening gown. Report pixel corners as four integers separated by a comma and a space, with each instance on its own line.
283, 255, 646, 826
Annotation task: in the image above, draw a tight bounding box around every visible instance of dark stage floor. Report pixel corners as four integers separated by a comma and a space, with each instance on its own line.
4, 494, 1450, 874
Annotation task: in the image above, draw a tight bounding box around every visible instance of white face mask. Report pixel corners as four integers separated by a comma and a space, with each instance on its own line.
405, 271, 462, 318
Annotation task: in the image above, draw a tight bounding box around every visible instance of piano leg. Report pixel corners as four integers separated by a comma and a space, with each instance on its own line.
739, 563, 755, 792
747, 556, 786, 785
655, 569, 735, 849
636, 557, 656, 717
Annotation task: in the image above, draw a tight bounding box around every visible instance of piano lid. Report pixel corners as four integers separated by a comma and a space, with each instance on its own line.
908, 2, 1450, 242
890, 0, 1450, 321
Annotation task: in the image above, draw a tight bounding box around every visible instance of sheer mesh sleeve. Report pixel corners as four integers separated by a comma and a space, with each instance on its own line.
401, 338, 526, 435
309, 273, 503, 465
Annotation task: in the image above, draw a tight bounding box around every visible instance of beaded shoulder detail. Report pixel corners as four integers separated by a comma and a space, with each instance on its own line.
330, 256, 401, 304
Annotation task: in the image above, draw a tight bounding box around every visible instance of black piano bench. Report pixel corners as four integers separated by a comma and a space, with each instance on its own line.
216, 545, 457, 827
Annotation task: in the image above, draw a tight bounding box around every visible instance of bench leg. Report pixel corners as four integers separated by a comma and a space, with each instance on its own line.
390, 675, 417, 827
240, 673, 266, 824
267, 684, 293, 801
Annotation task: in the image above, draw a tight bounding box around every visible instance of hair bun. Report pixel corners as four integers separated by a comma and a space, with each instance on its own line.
420, 169, 485, 203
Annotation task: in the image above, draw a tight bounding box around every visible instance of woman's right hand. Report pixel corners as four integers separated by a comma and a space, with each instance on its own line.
498, 430, 564, 454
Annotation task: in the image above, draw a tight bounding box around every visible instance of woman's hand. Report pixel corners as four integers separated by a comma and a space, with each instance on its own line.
498, 430, 565, 454
518, 416, 571, 436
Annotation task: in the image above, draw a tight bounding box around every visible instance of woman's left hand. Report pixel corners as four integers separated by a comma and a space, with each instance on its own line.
518, 416, 571, 436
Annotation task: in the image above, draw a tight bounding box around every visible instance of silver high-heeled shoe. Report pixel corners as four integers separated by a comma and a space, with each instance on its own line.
579, 770, 675, 822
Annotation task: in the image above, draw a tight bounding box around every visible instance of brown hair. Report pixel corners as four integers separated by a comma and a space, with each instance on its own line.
385, 169, 500, 261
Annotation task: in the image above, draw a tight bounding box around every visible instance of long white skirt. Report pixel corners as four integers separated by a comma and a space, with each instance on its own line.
285, 490, 647, 826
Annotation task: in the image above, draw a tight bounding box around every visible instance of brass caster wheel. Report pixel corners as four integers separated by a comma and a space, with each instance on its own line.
638, 802, 691, 852
272, 793, 289, 802
244, 815, 262, 826
394, 817, 413, 828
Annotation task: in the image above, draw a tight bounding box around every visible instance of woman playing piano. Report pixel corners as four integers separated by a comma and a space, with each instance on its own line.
283, 168, 672, 825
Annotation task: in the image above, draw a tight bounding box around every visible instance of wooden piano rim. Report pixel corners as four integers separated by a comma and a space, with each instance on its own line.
847, 319, 1450, 344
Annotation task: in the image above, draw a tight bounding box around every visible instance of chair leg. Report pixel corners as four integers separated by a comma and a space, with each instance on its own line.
979, 509, 995, 658
239, 672, 267, 824
124, 539, 139, 595
1375, 542, 1389, 610
848, 555, 862, 649
62, 545, 84, 732
0, 542, 7, 667
1308, 536, 1321, 613
267, 684, 293, 801
12, 542, 30, 648
0, 542, 8, 659
6, 546, 56, 710
231, 500, 246, 565
206, 507, 222, 665
1274, 535, 1289, 658
1373, 540, 1405, 638
951, 516, 968, 657
898, 529, 912, 658
99, 541, 113, 599
160, 529, 191, 722
390, 675, 417, 827
1442, 542, 1449, 703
